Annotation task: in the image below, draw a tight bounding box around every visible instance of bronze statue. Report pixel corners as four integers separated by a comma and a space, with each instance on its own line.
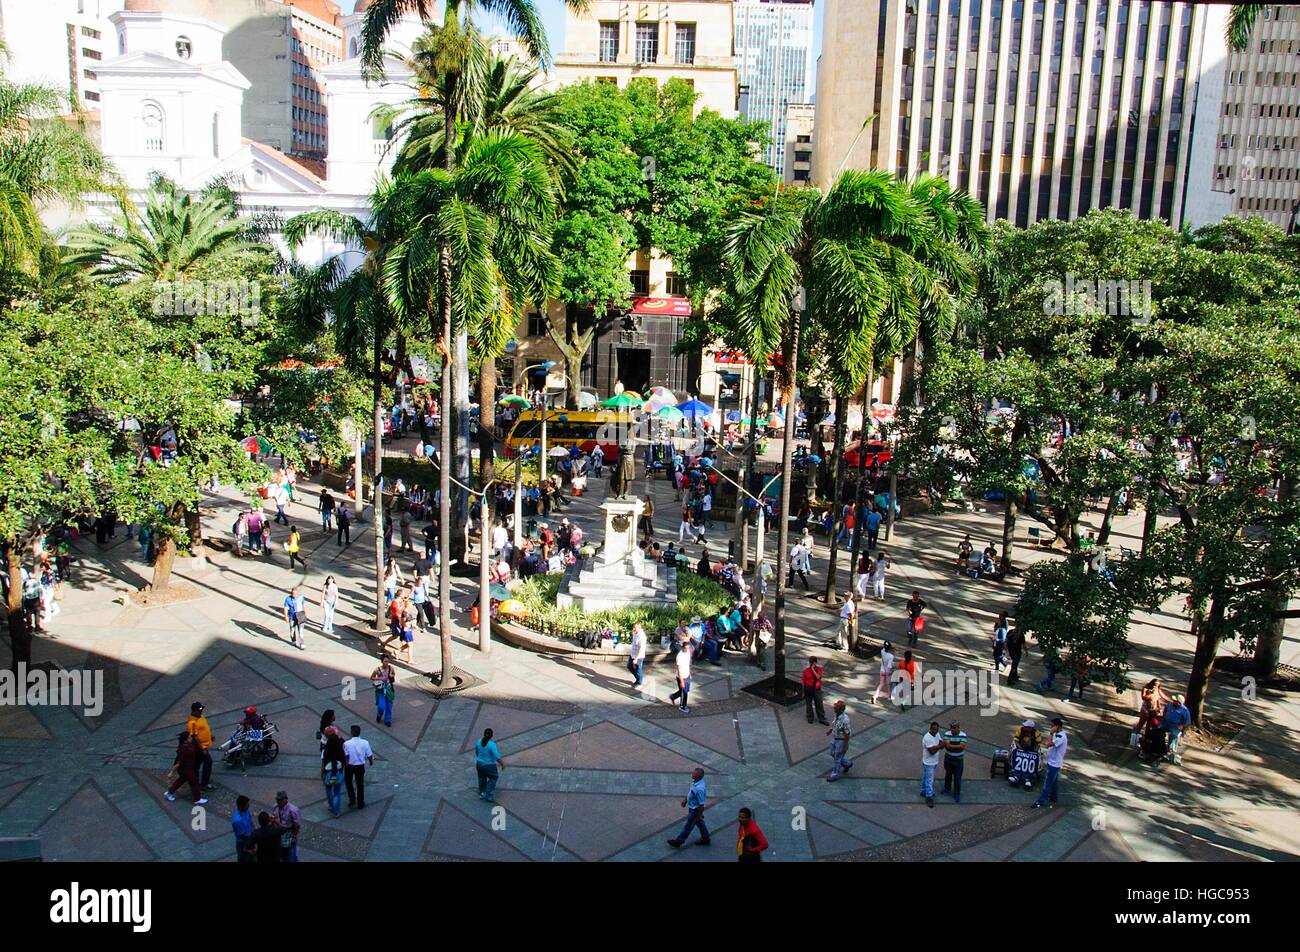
608, 443, 636, 498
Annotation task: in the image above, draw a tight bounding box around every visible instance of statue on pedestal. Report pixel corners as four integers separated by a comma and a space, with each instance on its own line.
608, 443, 636, 498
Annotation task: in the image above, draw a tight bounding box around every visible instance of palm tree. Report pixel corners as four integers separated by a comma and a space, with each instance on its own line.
1228, 4, 1264, 51
383, 42, 574, 489
724, 171, 976, 692
382, 129, 560, 685
284, 180, 419, 630
0, 48, 111, 285
62, 176, 264, 284
361, 0, 584, 566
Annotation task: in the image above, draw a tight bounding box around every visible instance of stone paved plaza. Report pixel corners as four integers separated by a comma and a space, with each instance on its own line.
1, 453, 1297, 862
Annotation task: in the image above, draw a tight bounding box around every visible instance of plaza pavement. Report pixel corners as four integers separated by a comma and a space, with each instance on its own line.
0, 442, 1296, 862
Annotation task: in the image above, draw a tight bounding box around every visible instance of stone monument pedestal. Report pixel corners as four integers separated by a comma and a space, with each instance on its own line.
556, 497, 675, 613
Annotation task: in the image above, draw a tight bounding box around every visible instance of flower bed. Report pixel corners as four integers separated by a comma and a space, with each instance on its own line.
510, 571, 733, 643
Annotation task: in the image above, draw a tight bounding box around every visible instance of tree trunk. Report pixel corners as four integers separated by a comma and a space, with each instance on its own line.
1256, 472, 1296, 677
846, 372, 873, 599
822, 392, 848, 601
372, 327, 386, 630
151, 536, 177, 590
772, 310, 802, 698
1185, 592, 1223, 727
1095, 491, 1122, 547
454, 331, 472, 544
184, 504, 202, 554
740, 361, 763, 573
6, 546, 31, 671
1140, 485, 1160, 556
477, 357, 497, 487
1000, 494, 1018, 575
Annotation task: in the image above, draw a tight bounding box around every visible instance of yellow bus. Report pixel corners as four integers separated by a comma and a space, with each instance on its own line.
504, 409, 629, 463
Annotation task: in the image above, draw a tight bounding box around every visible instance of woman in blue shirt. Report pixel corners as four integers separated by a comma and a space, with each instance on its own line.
475, 729, 505, 803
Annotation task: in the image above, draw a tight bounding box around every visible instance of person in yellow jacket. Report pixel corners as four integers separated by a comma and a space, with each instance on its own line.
187, 702, 215, 791
286, 525, 305, 570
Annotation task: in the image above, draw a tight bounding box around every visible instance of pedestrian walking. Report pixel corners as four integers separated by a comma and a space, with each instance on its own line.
282, 586, 307, 650
232, 511, 246, 558
897, 650, 918, 710
835, 593, 857, 651
371, 655, 395, 726
921, 721, 943, 807
232, 795, 255, 862
864, 506, 883, 550
905, 590, 927, 645
286, 525, 305, 570
343, 724, 374, 809
320, 575, 338, 635
736, 807, 769, 862
992, 612, 1009, 671
319, 489, 335, 532
322, 750, 345, 818
941, 720, 968, 803
826, 700, 854, 780
871, 551, 890, 600
411, 574, 436, 631
802, 656, 828, 724
679, 505, 693, 542
872, 640, 895, 704
668, 636, 693, 713
475, 728, 505, 802
627, 622, 647, 689
164, 731, 207, 804
1034, 717, 1068, 808
186, 701, 215, 791
1006, 626, 1026, 684
273, 791, 302, 862
640, 493, 655, 537
787, 540, 810, 590
336, 503, 352, 546
666, 767, 710, 848
272, 483, 290, 526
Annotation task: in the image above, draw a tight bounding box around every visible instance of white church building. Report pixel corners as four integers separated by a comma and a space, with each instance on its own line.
77, 3, 433, 265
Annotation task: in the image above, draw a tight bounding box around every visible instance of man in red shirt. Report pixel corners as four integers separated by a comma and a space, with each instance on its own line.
736, 807, 769, 862
802, 656, 828, 724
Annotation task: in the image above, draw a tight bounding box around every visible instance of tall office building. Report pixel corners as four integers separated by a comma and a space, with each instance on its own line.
783, 101, 815, 182
0, 0, 126, 109
1184, 3, 1300, 230
552, 0, 739, 117
813, 0, 1226, 228
734, 0, 815, 171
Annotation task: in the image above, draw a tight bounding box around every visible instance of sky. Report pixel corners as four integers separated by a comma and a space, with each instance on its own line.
337, 0, 824, 90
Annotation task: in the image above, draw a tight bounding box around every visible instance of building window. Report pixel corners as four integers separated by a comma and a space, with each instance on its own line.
527, 311, 548, 337
141, 102, 165, 152
666, 271, 686, 296
635, 22, 659, 64
599, 21, 618, 62
212, 112, 222, 157
630, 269, 650, 295
83, 90, 99, 102
674, 23, 696, 65
175, 36, 192, 60
81, 47, 102, 61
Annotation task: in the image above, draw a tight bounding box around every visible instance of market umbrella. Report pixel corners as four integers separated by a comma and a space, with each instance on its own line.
644, 386, 677, 411
499, 394, 532, 409
497, 599, 527, 618
240, 436, 272, 454
655, 405, 685, 422
576, 391, 599, 409
676, 398, 714, 419
548, 446, 570, 457
601, 392, 643, 409
489, 583, 512, 601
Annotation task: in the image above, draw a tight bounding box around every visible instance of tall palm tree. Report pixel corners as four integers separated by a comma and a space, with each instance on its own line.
725, 171, 972, 692
361, 0, 584, 565
63, 177, 263, 283
0, 49, 111, 284
382, 129, 560, 684
284, 179, 420, 630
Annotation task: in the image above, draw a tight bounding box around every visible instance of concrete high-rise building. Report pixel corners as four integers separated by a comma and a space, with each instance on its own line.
783, 101, 815, 182
0, 0, 126, 110
1183, 3, 1300, 231
553, 0, 739, 117
813, 0, 1229, 229
734, 0, 815, 171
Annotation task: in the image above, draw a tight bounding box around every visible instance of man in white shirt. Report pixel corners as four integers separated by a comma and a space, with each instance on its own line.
1034, 717, 1068, 808
921, 721, 944, 807
836, 593, 857, 651
787, 542, 810, 590
627, 623, 647, 689
872, 640, 895, 704
342, 725, 375, 809
669, 640, 693, 713
491, 520, 509, 558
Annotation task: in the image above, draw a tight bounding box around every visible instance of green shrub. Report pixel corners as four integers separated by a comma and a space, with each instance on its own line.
509, 570, 734, 641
